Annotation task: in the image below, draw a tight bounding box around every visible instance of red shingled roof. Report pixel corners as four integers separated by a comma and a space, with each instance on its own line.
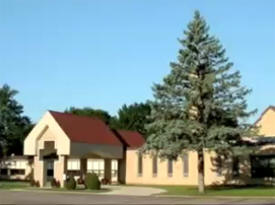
49, 111, 122, 146
117, 130, 145, 148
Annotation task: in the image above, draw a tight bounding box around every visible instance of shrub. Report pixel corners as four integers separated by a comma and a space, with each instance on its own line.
64, 175, 76, 190
77, 178, 85, 185
101, 178, 110, 185
51, 178, 60, 188
35, 180, 40, 187
85, 173, 101, 190
30, 179, 36, 187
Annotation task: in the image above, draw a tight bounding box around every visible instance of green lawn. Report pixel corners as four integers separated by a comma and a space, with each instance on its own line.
0, 180, 109, 193
0, 180, 30, 190
148, 185, 275, 196
1, 180, 275, 196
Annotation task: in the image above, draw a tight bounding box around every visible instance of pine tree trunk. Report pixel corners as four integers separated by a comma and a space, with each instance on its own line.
198, 150, 205, 193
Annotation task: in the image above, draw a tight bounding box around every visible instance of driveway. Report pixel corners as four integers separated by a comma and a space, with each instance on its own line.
101, 185, 166, 196
1, 190, 275, 204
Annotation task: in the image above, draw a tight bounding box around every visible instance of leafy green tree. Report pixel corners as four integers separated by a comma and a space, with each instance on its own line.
145, 11, 255, 193
65, 107, 112, 124
110, 103, 151, 136
0, 84, 32, 156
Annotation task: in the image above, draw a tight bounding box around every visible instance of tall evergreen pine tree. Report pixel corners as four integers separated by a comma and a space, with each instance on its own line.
145, 11, 255, 193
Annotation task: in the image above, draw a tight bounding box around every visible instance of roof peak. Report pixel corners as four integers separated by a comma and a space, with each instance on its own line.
254, 105, 275, 125
48, 110, 104, 121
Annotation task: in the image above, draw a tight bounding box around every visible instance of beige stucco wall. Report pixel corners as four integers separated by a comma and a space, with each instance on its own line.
256, 108, 275, 136
24, 111, 70, 156
24, 112, 71, 187
125, 107, 275, 186
126, 149, 233, 186
33, 156, 44, 185
54, 155, 66, 187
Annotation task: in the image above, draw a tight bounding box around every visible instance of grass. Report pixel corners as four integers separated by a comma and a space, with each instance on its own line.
146, 185, 275, 196
1, 180, 275, 196
0, 180, 109, 193
0, 180, 30, 190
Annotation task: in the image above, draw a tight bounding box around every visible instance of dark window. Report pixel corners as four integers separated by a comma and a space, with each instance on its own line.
232, 156, 240, 177
47, 169, 54, 177
251, 155, 275, 178
152, 155, 158, 176
10, 169, 25, 175
168, 159, 173, 177
0, 169, 8, 175
67, 170, 81, 177
182, 153, 189, 177
216, 156, 222, 176
138, 153, 143, 176
44, 141, 55, 149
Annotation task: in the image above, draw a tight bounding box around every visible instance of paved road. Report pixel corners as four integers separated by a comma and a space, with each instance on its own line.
0, 190, 275, 205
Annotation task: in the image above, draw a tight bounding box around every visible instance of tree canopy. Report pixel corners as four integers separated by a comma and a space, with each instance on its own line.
65, 107, 112, 124
144, 11, 255, 193
110, 103, 151, 136
0, 84, 32, 156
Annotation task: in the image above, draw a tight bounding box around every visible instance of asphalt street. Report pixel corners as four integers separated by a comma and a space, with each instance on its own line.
0, 190, 275, 205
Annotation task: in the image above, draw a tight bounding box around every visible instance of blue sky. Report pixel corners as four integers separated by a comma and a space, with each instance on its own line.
0, 0, 274, 122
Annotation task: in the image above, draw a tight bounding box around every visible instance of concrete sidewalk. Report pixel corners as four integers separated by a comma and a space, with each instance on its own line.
100, 185, 166, 196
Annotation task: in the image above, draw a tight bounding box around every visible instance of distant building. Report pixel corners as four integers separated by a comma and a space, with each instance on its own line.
0, 155, 32, 180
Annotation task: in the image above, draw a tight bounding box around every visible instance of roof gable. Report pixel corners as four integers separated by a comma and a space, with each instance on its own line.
24, 111, 70, 155
116, 130, 145, 148
254, 106, 275, 125
49, 111, 122, 146
254, 106, 275, 136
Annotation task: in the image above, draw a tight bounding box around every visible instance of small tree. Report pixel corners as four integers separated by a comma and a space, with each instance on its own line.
145, 11, 255, 193
0, 84, 32, 156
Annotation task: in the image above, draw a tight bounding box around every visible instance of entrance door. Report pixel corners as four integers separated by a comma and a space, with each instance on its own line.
46, 160, 54, 182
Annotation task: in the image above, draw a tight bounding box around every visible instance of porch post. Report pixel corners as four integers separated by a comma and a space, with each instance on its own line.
104, 159, 111, 182
118, 148, 126, 184
60, 155, 67, 188
118, 158, 126, 184
80, 158, 87, 179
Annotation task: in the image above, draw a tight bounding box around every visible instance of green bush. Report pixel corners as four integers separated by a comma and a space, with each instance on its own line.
64, 176, 76, 190
85, 173, 101, 190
